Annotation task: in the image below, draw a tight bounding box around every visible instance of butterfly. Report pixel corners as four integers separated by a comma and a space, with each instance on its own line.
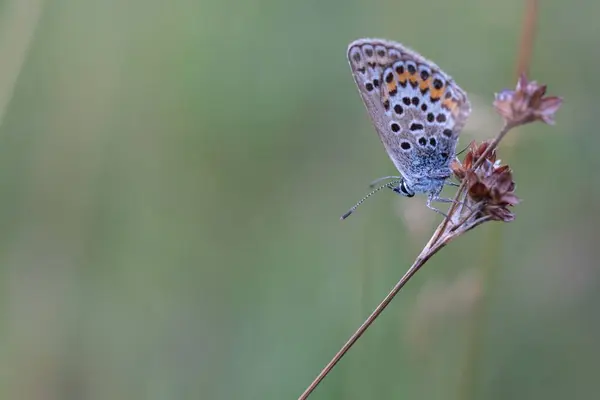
341, 38, 471, 220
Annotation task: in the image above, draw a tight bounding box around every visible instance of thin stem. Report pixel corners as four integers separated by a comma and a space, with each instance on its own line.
458, 215, 492, 235
423, 213, 457, 255
471, 122, 515, 170
515, 0, 538, 77
298, 215, 470, 400
431, 182, 468, 245
298, 250, 435, 400
457, 204, 484, 228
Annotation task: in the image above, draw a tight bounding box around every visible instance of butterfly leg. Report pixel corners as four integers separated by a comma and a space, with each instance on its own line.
432, 197, 455, 204
444, 181, 460, 187
430, 195, 474, 216
426, 196, 450, 218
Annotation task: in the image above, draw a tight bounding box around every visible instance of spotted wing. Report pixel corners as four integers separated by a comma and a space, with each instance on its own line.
347, 38, 471, 178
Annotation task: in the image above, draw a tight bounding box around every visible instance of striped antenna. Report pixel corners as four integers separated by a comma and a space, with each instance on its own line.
340, 180, 401, 220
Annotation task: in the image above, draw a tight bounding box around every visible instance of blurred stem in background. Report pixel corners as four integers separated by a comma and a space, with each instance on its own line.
0, 0, 46, 125
457, 1, 539, 399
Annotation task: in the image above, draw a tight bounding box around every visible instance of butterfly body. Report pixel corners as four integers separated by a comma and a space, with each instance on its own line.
346, 38, 471, 212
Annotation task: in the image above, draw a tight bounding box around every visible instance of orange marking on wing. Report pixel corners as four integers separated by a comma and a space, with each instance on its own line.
419, 77, 430, 91
443, 98, 458, 114
429, 83, 445, 100
386, 81, 397, 93
397, 70, 409, 84
409, 74, 418, 86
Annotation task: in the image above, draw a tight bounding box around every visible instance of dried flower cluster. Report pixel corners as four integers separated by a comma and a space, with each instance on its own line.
452, 142, 519, 222
448, 73, 562, 225
493, 73, 563, 126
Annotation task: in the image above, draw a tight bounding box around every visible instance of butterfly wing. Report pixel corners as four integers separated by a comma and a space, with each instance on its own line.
347, 39, 471, 186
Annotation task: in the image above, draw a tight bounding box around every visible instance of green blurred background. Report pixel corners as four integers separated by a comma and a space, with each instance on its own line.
0, 0, 598, 399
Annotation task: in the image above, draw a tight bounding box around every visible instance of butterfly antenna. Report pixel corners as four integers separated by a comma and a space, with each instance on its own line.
457, 143, 469, 156
340, 180, 400, 220
369, 176, 402, 188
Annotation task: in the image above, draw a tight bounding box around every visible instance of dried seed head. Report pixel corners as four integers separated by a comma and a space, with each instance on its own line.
493, 73, 563, 126
451, 140, 497, 181
466, 159, 519, 222
452, 141, 519, 223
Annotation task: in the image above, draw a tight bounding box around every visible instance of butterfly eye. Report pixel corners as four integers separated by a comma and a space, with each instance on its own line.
399, 181, 415, 197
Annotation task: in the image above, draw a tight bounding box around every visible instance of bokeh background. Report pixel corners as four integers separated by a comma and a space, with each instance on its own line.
0, 0, 598, 399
